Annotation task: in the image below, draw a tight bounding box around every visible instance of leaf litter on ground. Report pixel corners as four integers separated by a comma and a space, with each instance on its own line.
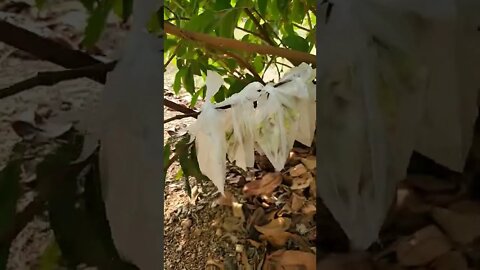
211, 149, 317, 269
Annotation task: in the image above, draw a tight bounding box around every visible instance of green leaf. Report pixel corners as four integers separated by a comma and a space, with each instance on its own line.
80, 0, 96, 11
173, 68, 186, 94
236, 0, 252, 7
82, 0, 115, 48
176, 43, 187, 59
291, 0, 305, 23
164, 38, 177, 53
276, 0, 290, 19
253, 55, 265, 73
182, 66, 195, 94
216, 9, 240, 38
184, 10, 218, 33
175, 168, 184, 181
214, 0, 232, 11
112, 0, 133, 22
282, 34, 309, 52
257, 0, 268, 16
213, 86, 226, 103
191, 86, 205, 108
37, 133, 137, 269
38, 241, 62, 270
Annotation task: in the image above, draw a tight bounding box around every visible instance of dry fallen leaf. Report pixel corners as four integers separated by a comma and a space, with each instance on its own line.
243, 173, 282, 197
232, 202, 245, 222
254, 217, 291, 235
431, 207, 480, 244
309, 176, 316, 198
300, 156, 316, 171
396, 225, 451, 267
259, 231, 292, 248
301, 202, 316, 216
262, 249, 316, 270
289, 163, 307, 177
206, 258, 224, 270
291, 192, 306, 212
222, 217, 245, 233
10, 108, 72, 141
241, 249, 253, 270
291, 172, 313, 190
216, 191, 237, 207
255, 217, 292, 248
430, 251, 468, 270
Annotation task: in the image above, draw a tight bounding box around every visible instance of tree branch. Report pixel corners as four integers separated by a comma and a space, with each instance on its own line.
164, 112, 199, 123
164, 22, 316, 67
0, 19, 197, 115
0, 62, 116, 99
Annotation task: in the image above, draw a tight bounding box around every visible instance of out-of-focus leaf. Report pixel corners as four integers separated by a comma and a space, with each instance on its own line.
0, 153, 22, 269
253, 55, 265, 73
37, 133, 137, 269
282, 34, 310, 52
80, 0, 96, 11
35, 0, 48, 9
82, 0, 115, 48
173, 68, 187, 94
185, 10, 218, 33
257, 0, 268, 16
213, 86, 227, 103
214, 0, 231, 11
38, 241, 62, 270
113, 0, 133, 22
216, 9, 240, 38
291, 0, 305, 23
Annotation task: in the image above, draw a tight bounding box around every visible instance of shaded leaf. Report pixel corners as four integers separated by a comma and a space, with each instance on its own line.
0, 157, 22, 269
282, 34, 310, 52
82, 0, 115, 48
38, 241, 62, 270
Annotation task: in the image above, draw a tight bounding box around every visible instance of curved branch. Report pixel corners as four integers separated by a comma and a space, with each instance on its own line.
164, 22, 316, 67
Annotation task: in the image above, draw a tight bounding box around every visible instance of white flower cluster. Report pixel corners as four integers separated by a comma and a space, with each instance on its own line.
188, 63, 316, 195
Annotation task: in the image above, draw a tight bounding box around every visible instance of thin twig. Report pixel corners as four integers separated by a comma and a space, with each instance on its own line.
220, 50, 263, 83
165, 17, 189, 22
164, 112, 200, 123
243, 8, 276, 46
0, 20, 197, 115
0, 62, 116, 99
235, 26, 264, 40
306, 10, 313, 30
262, 56, 276, 80
252, 9, 287, 48
293, 23, 310, 32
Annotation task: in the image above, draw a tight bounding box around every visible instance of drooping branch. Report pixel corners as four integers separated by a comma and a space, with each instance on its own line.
0, 20, 196, 115
164, 22, 316, 67
0, 62, 116, 99
0, 20, 99, 68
